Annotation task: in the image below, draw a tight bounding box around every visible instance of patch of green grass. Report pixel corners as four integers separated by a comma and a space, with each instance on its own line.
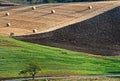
0, 36, 120, 78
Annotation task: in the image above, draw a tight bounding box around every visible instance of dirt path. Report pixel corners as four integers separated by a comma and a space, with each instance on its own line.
2, 74, 120, 81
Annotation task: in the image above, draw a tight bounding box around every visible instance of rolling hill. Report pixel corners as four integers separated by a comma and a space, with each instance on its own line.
4, 1, 119, 56
0, 36, 120, 78
0, 1, 120, 79
0, 1, 120, 56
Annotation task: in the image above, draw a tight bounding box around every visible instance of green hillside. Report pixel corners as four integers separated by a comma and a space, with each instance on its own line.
0, 36, 120, 78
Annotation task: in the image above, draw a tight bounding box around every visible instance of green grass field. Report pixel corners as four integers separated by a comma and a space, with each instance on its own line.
0, 36, 120, 78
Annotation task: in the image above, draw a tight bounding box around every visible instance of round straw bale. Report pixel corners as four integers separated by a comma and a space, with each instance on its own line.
9, 32, 14, 37
6, 23, 11, 27
33, 29, 37, 33
88, 5, 93, 9
51, 10, 55, 14
5, 12, 10, 16
32, 6, 36, 10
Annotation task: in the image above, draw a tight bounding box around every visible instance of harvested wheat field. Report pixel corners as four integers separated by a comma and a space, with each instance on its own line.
0, 1, 119, 36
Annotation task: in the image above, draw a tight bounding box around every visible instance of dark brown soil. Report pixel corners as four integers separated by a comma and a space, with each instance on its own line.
14, 6, 120, 56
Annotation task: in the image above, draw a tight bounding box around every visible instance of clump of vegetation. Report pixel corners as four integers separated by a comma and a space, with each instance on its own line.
61, 51, 68, 54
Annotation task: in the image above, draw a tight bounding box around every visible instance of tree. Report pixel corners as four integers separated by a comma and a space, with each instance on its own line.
19, 62, 41, 80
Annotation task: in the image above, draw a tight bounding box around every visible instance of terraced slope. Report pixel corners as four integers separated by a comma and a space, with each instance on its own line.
0, 1, 119, 36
